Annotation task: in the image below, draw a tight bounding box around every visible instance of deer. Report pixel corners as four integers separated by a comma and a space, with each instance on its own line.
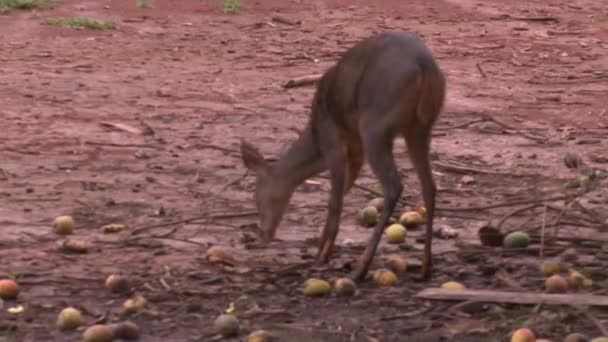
240, 31, 446, 282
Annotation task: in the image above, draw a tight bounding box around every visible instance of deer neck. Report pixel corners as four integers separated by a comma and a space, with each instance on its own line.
273, 124, 325, 189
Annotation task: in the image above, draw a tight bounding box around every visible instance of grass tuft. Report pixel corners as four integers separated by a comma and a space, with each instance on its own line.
0, 0, 52, 13
42, 16, 115, 30
219, 0, 243, 14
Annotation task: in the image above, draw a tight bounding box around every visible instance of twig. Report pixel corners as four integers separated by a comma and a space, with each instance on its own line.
476, 63, 487, 78
283, 74, 322, 88
433, 161, 524, 176
271, 14, 301, 26
540, 204, 548, 258
84, 141, 158, 149
495, 203, 542, 230
129, 211, 258, 236
571, 305, 608, 336
438, 194, 569, 212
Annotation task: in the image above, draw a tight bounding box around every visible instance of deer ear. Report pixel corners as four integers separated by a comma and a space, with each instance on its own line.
240, 139, 269, 175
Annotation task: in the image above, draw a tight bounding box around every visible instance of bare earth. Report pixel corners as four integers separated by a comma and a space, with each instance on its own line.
1, 0, 608, 341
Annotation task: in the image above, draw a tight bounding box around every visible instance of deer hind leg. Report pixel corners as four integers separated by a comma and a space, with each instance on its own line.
316, 123, 349, 264
404, 125, 436, 280
352, 116, 402, 282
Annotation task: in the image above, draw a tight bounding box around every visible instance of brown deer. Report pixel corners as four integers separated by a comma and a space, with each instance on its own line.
240, 31, 446, 281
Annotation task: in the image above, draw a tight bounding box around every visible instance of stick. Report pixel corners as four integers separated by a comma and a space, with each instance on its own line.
438, 194, 569, 212
415, 288, 608, 306
129, 210, 258, 236
271, 15, 301, 26
540, 204, 547, 258
84, 141, 158, 149
476, 63, 487, 78
283, 74, 322, 88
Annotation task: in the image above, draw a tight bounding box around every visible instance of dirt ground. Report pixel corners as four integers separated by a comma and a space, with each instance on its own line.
1, 0, 608, 341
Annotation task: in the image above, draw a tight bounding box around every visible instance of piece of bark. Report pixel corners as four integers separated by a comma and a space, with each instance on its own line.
283, 74, 322, 88
415, 288, 608, 306
271, 15, 301, 26
100, 122, 144, 135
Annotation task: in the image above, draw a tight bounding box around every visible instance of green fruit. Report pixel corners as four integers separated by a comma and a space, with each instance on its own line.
503, 231, 530, 249
357, 206, 378, 227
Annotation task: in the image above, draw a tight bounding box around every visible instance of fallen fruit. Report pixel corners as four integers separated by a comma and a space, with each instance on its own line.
384, 223, 406, 244
0, 279, 20, 300
247, 329, 276, 342
539, 261, 560, 276
357, 206, 379, 227
373, 269, 397, 286
503, 231, 530, 249
399, 211, 425, 228
83, 324, 113, 342
583, 278, 593, 288
591, 338, 608, 342
367, 197, 384, 212
105, 274, 130, 293
535, 339, 553, 342
206, 246, 235, 264
510, 327, 535, 342
101, 224, 128, 234
413, 206, 427, 219
53, 215, 75, 235
334, 277, 356, 297
545, 274, 568, 293
303, 278, 331, 297
478, 225, 504, 247
568, 270, 585, 289
441, 281, 466, 290
59, 239, 89, 253
213, 314, 239, 338
109, 321, 140, 340
122, 295, 147, 315
384, 255, 407, 275
564, 333, 590, 342
56, 307, 84, 330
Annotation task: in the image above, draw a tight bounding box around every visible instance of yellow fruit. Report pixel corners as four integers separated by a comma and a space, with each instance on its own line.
568, 270, 585, 289
105, 274, 130, 293
53, 215, 75, 235
248, 330, 275, 342
56, 307, 83, 330
384, 223, 406, 244
206, 246, 235, 264
399, 211, 425, 228
368, 198, 385, 212
373, 269, 397, 286
545, 274, 568, 293
539, 261, 560, 276
109, 321, 140, 340
0, 279, 20, 300
564, 333, 589, 342
83, 324, 113, 342
384, 255, 407, 275
583, 278, 593, 288
510, 328, 535, 342
441, 281, 466, 290
357, 206, 379, 227
213, 314, 239, 337
536, 339, 553, 342
334, 277, 356, 297
303, 278, 331, 297
122, 295, 147, 315
101, 224, 128, 234
413, 206, 427, 219
59, 239, 89, 253
590, 337, 608, 342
